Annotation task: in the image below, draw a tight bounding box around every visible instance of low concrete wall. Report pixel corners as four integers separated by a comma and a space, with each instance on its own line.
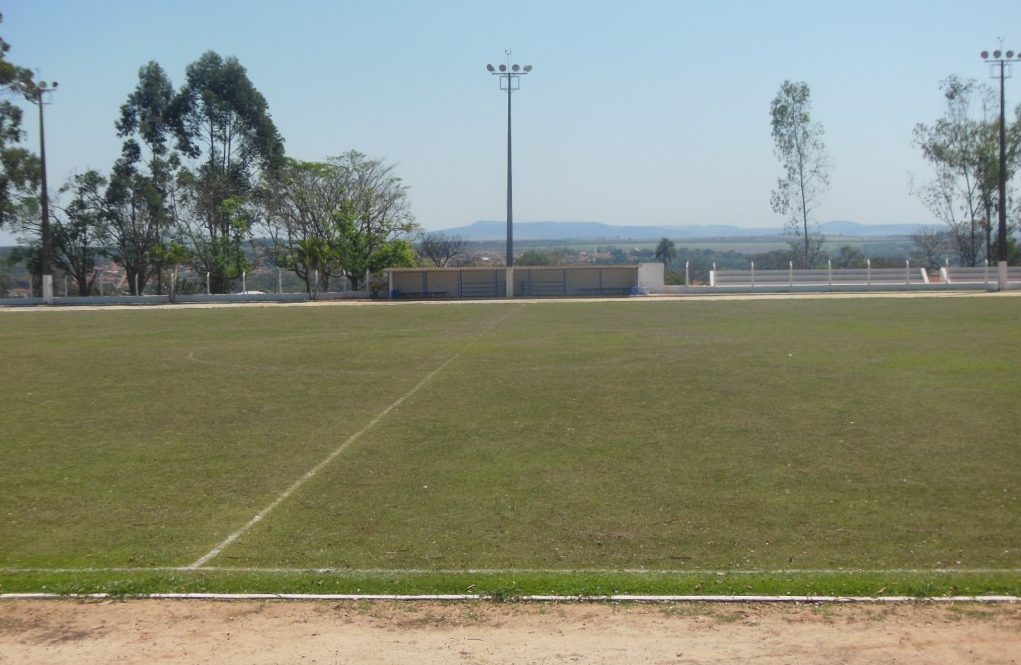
52, 295, 171, 306
0, 297, 45, 307
318, 291, 370, 300
177, 293, 309, 304
0, 292, 351, 307
664, 283, 992, 295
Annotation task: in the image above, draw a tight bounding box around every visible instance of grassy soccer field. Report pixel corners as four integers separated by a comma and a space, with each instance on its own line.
1, 297, 1019, 597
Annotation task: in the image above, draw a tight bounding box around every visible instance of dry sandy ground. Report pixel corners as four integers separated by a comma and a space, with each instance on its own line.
1, 600, 1019, 664
3, 289, 1020, 313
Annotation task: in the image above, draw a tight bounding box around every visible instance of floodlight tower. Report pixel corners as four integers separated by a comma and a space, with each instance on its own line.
487, 53, 532, 267
981, 46, 1020, 290
19, 79, 59, 302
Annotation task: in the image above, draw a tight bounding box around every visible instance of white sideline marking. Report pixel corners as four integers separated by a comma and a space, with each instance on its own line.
187, 306, 525, 569
5, 566, 1021, 576
2, 592, 1018, 603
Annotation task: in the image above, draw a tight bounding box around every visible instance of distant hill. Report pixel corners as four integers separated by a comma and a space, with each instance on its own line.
817, 220, 930, 236
435, 220, 930, 242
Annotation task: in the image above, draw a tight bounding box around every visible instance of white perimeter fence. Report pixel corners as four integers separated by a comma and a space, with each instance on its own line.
704, 260, 1021, 290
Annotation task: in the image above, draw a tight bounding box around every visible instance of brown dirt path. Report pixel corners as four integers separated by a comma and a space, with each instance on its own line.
1, 600, 1019, 664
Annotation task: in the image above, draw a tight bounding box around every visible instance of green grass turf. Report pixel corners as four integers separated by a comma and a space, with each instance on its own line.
1, 297, 1019, 596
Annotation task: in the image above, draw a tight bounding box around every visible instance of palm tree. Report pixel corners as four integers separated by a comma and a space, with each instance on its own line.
654, 237, 676, 268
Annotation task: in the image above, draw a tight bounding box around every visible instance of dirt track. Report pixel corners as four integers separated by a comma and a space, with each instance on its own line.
1, 600, 1019, 664
2, 288, 1020, 313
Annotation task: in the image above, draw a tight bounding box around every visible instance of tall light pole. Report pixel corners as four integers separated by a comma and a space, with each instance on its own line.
20, 79, 58, 302
981, 47, 1019, 290
487, 53, 532, 267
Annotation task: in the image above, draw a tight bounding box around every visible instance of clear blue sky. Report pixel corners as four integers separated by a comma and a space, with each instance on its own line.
2, 0, 1019, 244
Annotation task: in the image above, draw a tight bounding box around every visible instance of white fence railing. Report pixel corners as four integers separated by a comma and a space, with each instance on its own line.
709, 260, 931, 288
940, 264, 1021, 285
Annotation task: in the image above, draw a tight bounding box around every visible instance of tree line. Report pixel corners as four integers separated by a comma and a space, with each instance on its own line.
1, 15, 1019, 296
769, 76, 1020, 269
1, 36, 417, 297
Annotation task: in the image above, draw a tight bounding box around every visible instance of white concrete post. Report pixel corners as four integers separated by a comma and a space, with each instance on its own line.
905, 259, 910, 285
242, 271, 246, 294
750, 261, 755, 287
42, 274, 53, 303
206, 272, 210, 295
984, 259, 989, 285
998, 261, 1008, 291
277, 268, 282, 294
867, 259, 872, 287
134, 273, 140, 296
788, 261, 793, 286
685, 260, 690, 287
505, 267, 514, 298
827, 259, 832, 287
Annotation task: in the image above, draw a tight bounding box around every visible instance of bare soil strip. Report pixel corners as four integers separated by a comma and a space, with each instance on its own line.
3, 289, 1019, 313
1, 600, 1019, 664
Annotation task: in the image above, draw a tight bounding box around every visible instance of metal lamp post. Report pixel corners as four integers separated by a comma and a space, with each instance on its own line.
981, 47, 1020, 290
487, 54, 532, 268
21, 79, 58, 302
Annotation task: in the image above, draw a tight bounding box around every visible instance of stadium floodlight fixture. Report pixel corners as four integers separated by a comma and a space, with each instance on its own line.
981, 44, 1020, 289
486, 53, 533, 269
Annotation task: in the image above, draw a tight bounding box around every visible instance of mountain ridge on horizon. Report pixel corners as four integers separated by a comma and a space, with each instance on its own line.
433, 220, 931, 241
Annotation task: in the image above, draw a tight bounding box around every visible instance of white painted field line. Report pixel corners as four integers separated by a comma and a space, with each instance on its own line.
5, 566, 1021, 575
2, 592, 1018, 603
187, 305, 525, 569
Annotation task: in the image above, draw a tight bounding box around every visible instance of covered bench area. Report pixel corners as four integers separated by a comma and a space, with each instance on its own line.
388, 265, 657, 299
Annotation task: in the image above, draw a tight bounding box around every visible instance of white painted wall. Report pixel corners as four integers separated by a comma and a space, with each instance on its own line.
637, 262, 665, 293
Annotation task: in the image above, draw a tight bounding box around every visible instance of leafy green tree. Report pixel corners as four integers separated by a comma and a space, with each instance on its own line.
154, 240, 189, 302
260, 158, 348, 293
329, 151, 417, 290
0, 14, 39, 227
13, 170, 110, 295
654, 237, 676, 267
171, 51, 284, 293
516, 249, 553, 266
293, 237, 335, 298
111, 61, 178, 294
332, 204, 416, 289
770, 81, 830, 268
832, 244, 866, 269
911, 76, 1020, 266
